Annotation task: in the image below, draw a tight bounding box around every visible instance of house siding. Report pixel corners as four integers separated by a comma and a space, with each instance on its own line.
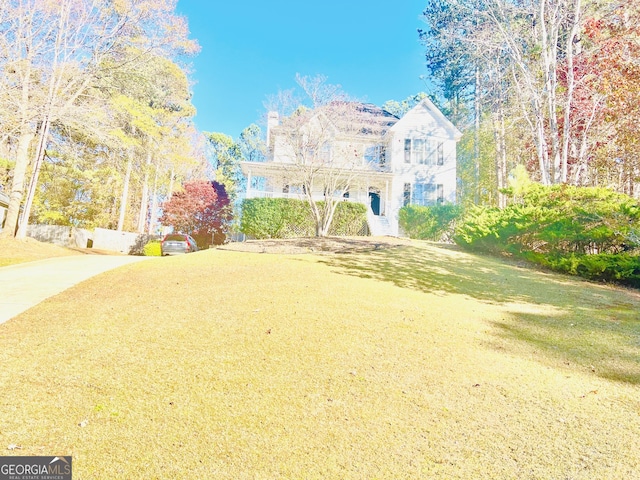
383, 101, 460, 236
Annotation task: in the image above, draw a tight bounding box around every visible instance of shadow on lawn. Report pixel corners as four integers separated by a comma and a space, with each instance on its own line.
323, 243, 640, 384
322, 243, 585, 305
491, 310, 640, 384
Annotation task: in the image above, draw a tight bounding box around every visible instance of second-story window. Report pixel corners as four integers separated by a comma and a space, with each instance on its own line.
414, 139, 429, 164
404, 138, 444, 165
319, 143, 331, 163
404, 139, 411, 163
405, 138, 430, 164
365, 145, 386, 167
379, 146, 386, 167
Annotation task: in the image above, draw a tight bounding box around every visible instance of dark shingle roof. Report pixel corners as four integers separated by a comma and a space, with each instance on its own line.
351, 103, 399, 135
276, 102, 400, 138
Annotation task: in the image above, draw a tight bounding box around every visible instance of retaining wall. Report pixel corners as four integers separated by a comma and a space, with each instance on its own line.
26, 225, 158, 254
27, 225, 92, 248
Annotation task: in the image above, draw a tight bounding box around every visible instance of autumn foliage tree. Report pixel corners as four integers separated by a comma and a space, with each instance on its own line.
0, 0, 199, 238
159, 180, 231, 245
418, 0, 640, 201
581, 0, 640, 196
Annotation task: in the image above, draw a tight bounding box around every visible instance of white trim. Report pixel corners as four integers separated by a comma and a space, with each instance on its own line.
390, 97, 462, 141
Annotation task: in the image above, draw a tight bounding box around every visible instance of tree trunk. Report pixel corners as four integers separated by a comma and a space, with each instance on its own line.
148, 163, 160, 235
474, 64, 481, 205
17, 116, 51, 238
318, 197, 340, 237
137, 149, 152, 233
118, 152, 133, 232
2, 49, 35, 239
493, 108, 508, 209
1, 132, 34, 238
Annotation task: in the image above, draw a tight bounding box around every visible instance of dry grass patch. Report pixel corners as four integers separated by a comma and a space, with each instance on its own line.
0, 237, 80, 266
0, 240, 639, 479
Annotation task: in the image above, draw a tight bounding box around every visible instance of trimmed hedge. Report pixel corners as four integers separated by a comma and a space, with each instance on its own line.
399, 204, 463, 241
240, 198, 310, 238
453, 184, 640, 286
240, 198, 367, 239
331, 201, 369, 236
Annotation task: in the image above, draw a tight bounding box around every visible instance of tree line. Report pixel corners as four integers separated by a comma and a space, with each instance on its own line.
3, 1, 638, 243
0, 0, 204, 239
420, 0, 640, 207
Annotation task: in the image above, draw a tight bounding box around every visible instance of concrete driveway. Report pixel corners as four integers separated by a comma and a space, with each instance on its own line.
0, 254, 151, 325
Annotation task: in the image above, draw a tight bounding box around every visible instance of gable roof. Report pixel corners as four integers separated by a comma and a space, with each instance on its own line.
390, 97, 462, 141
268, 98, 461, 145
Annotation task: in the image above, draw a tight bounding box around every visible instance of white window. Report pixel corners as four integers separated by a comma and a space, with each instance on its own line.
404, 138, 435, 165
416, 139, 429, 164
251, 176, 267, 191
403, 183, 411, 206
319, 143, 331, 163
412, 183, 444, 206
365, 145, 386, 167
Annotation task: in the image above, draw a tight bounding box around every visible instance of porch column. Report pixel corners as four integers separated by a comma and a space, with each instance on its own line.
246, 169, 252, 198
385, 179, 389, 216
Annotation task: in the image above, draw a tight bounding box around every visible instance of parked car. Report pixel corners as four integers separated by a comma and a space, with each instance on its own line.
160, 233, 199, 255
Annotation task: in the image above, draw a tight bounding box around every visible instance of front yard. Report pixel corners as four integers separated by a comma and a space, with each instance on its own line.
0, 239, 638, 478
0, 236, 79, 266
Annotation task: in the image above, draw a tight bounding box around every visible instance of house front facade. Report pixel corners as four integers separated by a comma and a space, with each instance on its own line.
241, 98, 462, 236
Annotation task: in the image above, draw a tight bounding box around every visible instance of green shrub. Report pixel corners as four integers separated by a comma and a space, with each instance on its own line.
143, 240, 161, 256
454, 185, 640, 255
240, 198, 310, 239
525, 252, 640, 288
399, 204, 463, 241
453, 184, 640, 287
240, 198, 367, 239
329, 202, 368, 236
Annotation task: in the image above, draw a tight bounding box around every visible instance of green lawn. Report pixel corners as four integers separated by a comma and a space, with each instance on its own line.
0, 240, 638, 479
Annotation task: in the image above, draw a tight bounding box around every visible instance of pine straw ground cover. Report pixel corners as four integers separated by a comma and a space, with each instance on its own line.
0, 238, 639, 479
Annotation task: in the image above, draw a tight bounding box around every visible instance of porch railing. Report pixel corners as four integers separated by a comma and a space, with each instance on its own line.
245, 189, 365, 204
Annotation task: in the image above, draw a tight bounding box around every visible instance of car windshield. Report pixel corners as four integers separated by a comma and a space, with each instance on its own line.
164, 234, 187, 241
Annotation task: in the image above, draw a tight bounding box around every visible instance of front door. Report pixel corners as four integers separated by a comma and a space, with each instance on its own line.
369, 190, 380, 216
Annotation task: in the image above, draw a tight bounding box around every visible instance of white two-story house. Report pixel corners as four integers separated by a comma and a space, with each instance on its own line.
241, 97, 462, 236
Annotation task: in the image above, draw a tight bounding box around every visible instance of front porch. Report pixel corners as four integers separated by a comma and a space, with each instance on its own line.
244, 174, 393, 216
242, 161, 398, 236
244, 186, 395, 237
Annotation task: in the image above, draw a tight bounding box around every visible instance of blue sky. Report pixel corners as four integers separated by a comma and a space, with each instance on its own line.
176, 0, 430, 139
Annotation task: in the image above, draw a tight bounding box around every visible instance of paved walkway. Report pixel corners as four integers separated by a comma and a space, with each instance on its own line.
0, 255, 151, 325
